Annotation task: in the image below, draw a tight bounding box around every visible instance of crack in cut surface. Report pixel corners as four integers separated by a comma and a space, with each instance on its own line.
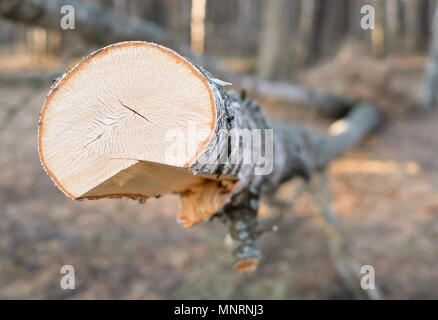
118, 99, 155, 125
82, 132, 103, 150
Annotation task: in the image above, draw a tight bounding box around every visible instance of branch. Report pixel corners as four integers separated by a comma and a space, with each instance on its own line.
310, 172, 382, 300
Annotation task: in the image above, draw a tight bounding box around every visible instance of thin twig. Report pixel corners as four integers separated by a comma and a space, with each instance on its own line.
310, 171, 382, 300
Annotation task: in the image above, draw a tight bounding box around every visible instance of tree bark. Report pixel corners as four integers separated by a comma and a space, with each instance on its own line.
422, 2, 438, 108
0, 0, 354, 117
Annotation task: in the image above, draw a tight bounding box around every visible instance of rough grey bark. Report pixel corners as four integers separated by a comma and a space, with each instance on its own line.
0, 0, 353, 117
185, 64, 380, 269
422, 2, 438, 108
189, 67, 372, 200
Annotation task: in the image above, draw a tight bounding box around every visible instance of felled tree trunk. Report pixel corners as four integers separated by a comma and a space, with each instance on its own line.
0, 0, 353, 118
38, 41, 380, 271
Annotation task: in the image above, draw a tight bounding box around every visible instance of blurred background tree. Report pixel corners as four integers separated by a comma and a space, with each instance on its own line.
0, 0, 436, 76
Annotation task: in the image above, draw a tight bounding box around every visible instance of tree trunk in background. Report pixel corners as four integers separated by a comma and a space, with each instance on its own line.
256, 0, 296, 80
422, 1, 438, 108
306, 0, 326, 65
416, 0, 430, 52
405, 0, 430, 52
348, 0, 365, 40
371, 0, 387, 57
386, 0, 405, 50
397, 0, 407, 36
404, 0, 416, 50
321, 0, 349, 57
162, 0, 191, 45
236, 0, 262, 55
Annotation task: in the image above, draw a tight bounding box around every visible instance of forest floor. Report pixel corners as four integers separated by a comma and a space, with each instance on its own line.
0, 49, 437, 299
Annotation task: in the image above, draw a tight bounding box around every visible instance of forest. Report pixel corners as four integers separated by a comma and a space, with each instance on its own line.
0, 0, 438, 300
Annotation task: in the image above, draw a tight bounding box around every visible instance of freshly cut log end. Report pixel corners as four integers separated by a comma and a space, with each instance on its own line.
38, 41, 234, 226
